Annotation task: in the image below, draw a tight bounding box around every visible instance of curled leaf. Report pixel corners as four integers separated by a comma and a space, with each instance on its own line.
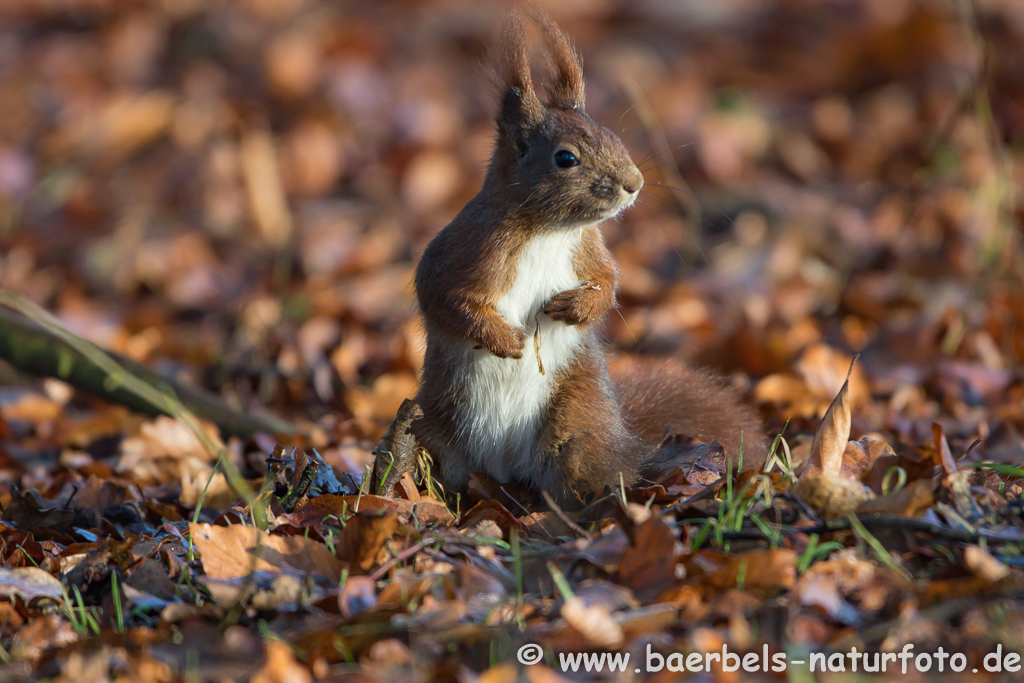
807, 356, 856, 478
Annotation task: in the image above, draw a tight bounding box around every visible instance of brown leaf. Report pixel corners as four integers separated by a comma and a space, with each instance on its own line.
617, 514, 679, 601
839, 436, 889, 479
395, 472, 420, 501
688, 548, 797, 595
2, 488, 76, 533
338, 575, 378, 619
805, 356, 856, 478
241, 125, 292, 248
963, 545, 1010, 583
117, 415, 222, 487
460, 499, 524, 539
519, 511, 577, 538
274, 494, 453, 535
334, 511, 399, 573
561, 596, 623, 648
94, 91, 176, 160
794, 574, 862, 625
616, 604, 680, 639
796, 344, 869, 410
797, 548, 905, 613
792, 474, 874, 519
0, 566, 64, 604
251, 639, 312, 683
10, 614, 78, 663
855, 478, 933, 517
932, 422, 959, 476
189, 523, 342, 582
845, 436, 897, 485
124, 558, 180, 603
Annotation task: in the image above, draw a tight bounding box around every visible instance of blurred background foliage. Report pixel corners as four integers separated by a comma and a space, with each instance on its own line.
0, 0, 1021, 466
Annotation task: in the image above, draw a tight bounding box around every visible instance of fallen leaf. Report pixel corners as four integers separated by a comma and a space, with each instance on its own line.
792, 474, 874, 519
617, 513, 679, 601
334, 511, 399, 573
251, 639, 313, 683
690, 548, 797, 595
0, 566, 64, 604
963, 545, 1010, 583
118, 415, 222, 486
189, 523, 342, 582
932, 422, 959, 476
561, 596, 623, 648
805, 356, 856, 478
2, 488, 77, 533
338, 575, 378, 619
856, 478, 933, 517
10, 614, 78, 663
796, 549, 904, 614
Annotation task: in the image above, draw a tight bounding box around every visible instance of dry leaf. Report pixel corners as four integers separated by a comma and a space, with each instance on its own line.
251, 639, 312, 683
963, 545, 1010, 583
792, 474, 874, 519
617, 514, 679, 601
339, 575, 378, 619
334, 511, 399, 573
0, 566, 64, 604
805, 356, 856, 478
691, 549, 797, 594
856, 478, 933, 517
10, 615, 78, 662
932, 422, 959, 477
189, 523, 342, 582
118, 415, 222, 486
241, 125, 292, 247
561, 596, 623, 648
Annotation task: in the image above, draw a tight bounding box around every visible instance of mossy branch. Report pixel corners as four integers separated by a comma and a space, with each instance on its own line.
0, 292, 297, 439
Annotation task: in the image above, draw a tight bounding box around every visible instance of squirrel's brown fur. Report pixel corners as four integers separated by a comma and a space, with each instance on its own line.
412, 10, 766, 505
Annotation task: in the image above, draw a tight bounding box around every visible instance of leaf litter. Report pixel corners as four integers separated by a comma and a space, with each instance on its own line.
1, 1, 1024, 681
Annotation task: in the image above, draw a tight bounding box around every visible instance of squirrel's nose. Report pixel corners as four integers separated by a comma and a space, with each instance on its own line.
622, 167, 644, 194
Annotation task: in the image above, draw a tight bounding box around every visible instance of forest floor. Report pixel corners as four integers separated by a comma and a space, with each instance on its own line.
1, 0, 1024, 680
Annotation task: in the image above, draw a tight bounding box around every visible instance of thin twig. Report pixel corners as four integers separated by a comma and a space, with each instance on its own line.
541, 490, 590, 539
693, 513, 1024, 548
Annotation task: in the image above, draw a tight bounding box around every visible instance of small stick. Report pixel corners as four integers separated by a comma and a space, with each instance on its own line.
533, 311, 545, 375
541, 490, 590, 539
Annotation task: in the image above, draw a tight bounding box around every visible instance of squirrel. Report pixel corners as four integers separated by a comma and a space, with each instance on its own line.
408, 11, 767, 505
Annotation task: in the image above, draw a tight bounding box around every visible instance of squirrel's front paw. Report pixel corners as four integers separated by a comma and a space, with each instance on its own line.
478, 324, 527, 359
543, 281, 611, 325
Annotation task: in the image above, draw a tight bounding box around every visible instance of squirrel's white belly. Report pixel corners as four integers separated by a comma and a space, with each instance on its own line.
460, 229, 586, 482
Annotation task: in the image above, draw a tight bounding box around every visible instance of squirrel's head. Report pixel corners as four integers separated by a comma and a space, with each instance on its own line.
488, 10, 643, 227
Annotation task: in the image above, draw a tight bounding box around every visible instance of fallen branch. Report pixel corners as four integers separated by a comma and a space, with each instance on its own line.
0, 294, 296, 439
700, 513, 1024, 548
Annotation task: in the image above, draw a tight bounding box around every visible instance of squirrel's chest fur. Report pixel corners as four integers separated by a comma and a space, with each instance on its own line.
460, 229, 586, 480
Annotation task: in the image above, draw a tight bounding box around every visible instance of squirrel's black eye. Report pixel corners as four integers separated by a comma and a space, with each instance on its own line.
554, 149, 579, 168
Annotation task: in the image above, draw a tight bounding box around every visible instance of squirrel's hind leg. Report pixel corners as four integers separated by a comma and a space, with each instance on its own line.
535, 355, 646, 505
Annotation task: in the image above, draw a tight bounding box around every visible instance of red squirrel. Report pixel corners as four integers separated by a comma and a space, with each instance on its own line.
411, 11, 766, 505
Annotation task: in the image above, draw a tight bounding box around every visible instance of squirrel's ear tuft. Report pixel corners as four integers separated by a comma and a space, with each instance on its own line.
494, 11, 543, 152
531, 8, 584, 111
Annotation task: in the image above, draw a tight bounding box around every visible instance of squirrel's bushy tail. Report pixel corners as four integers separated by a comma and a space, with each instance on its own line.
610, 357, 768, 476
